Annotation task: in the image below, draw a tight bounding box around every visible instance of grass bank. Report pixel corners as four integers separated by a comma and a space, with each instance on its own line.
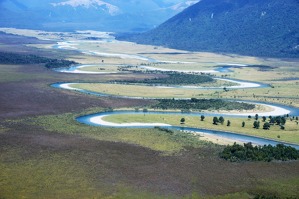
22, 109, 216, 155
103, 113, 299, 145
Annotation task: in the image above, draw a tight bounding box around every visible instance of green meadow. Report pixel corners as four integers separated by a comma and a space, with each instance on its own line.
103, 113, 299, 145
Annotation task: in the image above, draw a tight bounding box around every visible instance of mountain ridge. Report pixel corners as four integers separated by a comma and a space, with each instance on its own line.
0, 0, 199, 32
119, 0, 299, 58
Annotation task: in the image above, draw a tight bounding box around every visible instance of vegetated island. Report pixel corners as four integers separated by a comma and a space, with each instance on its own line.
0, 51, 77, 69
115, 72, 214, 85
151, 98, 255, 111
220, 142, 299, 162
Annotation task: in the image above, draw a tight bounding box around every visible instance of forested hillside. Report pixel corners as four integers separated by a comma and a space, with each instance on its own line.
119, 0, 299, 58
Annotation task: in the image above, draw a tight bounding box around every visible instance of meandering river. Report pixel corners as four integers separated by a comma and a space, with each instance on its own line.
77, 111, 299, 149
51, 39, 299, 149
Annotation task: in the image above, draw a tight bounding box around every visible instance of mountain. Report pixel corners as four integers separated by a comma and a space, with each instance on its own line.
0, 0, 199, 32
119, 0, 299, 58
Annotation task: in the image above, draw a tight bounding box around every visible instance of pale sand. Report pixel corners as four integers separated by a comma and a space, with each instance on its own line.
214, 78, 261, 88
220, 103, 290, 117
59, 83, 81, 90
182, 130, 243, 146
155, 79, 261, 89
58, 65, 118, 74
55, 41, 153, 62
58, 69, 114, 74
90, 115, 171, 127
216, 63, 248, 67
140, 65, 219, 73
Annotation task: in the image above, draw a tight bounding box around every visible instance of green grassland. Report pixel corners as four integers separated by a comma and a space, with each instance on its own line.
24, 110, 212, 154
3, 111, 299, 199
0, 64, 50, 83
0, 148, 103, 198
69, 67, 299, 107
69, 81, 299, 106
71, 83, 219, 98
103, 113, 299, 144
0, 144, 181, 199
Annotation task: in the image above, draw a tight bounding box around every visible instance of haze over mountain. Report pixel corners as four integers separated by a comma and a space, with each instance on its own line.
0, 0, 199, 32
120, 0, 299, 58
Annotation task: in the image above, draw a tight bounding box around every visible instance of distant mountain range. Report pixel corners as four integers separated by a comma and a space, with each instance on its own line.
0, 0, 199, 32
120, 0, 299, 58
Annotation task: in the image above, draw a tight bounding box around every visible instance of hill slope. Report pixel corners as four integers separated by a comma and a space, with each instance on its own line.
119, 0, 299, 58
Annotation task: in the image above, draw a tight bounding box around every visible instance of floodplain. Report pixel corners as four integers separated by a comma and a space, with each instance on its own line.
0, 28, 299, 199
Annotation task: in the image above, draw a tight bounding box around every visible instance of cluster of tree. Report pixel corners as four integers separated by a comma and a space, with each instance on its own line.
220, 142, 299, 162
44, 59, 77, 69
0, 52, 77, 69
249, 115, 288, 130
212, 116, 223, 125
212, 116, 231, 126
269, 116, 286, 126
151, 98, 255, 111
116, 72, 214, 85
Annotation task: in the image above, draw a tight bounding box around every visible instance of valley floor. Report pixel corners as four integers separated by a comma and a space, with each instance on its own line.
0, 28, 299, 198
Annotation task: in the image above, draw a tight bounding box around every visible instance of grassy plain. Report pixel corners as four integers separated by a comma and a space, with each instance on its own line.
69, 71, 299, 107
71, 83, 218, 98
70, 82, 299, 107
26, 110, 208, 154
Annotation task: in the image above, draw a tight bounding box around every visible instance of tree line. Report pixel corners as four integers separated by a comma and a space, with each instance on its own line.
116, 72, 214, 85
151, 98, 255, 111
220, 142, 299, 162
0, 52, 77, 69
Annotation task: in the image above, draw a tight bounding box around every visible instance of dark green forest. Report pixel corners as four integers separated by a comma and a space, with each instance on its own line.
220, 142, 299, 162
119, 0, 299, 58
151, 98, 255, 111
0, 52, 77, 68
117, 73, 214, 85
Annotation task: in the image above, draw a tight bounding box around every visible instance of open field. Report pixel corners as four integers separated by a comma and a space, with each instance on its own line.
2, 110, 299, 198
69, 77, 299, 107
0, 29, 299, 198
70, 82, 214, 98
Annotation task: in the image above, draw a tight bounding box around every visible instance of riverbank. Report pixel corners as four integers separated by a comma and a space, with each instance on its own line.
89, 114, 244, 146
77, 111, 299, 148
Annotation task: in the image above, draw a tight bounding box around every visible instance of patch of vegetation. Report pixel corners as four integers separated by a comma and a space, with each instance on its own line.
24, 111, 212, 154
0, 51, 77, 68
220, 142, 299, 162
151, 98, 255, 111
251, 178, 299, 199
116, 72, 214, 85
0, 148, 103, 199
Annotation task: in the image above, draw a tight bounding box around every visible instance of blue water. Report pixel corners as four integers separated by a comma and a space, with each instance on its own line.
214, 66, 234, 73
51, 82, 299, 116
76, 111, 299, 149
